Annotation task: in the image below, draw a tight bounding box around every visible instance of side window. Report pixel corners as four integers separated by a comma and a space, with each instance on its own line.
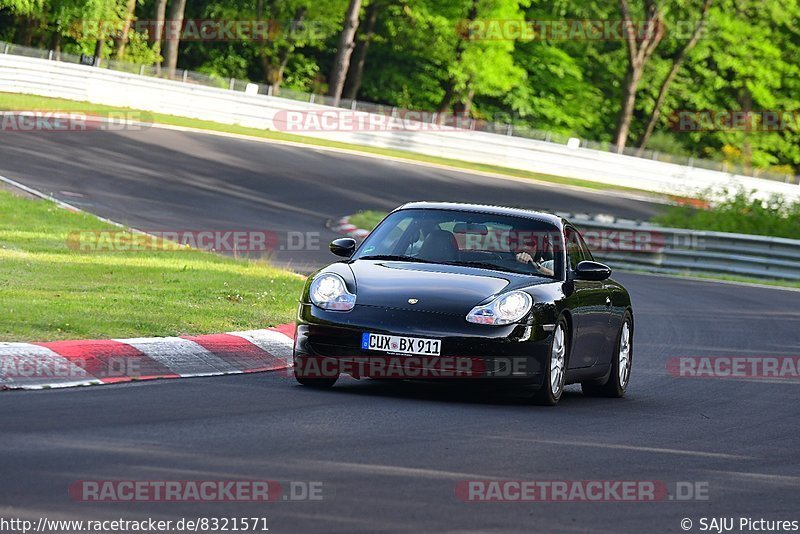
575, 230, 595, 262
564, 227, 586, 271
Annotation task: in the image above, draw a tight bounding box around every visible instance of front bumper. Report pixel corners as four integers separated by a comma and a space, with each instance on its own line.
294, 303, 553, 385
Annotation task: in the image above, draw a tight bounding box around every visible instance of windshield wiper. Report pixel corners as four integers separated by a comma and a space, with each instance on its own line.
358, 254, 432, 263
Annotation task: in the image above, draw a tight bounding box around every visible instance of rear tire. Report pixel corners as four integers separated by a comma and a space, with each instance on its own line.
582, 312, 632, 398
532, 317, 569, 406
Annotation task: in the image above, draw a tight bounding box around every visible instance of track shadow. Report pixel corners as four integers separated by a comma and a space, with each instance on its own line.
296, 376, 587, 407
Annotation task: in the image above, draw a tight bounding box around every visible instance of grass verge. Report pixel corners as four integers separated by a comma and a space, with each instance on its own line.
0, 92, 657, 196
347, 210, 388, 232
0, 190, 305, 342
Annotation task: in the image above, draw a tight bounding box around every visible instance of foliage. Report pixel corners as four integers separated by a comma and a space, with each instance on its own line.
653, 187, 800, 239
645, 131, 692, 157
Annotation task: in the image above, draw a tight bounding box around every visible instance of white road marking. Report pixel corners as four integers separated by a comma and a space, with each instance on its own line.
485, 435, 751, 460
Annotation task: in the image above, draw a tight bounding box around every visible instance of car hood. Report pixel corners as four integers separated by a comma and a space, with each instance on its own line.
349, 260, 513, 315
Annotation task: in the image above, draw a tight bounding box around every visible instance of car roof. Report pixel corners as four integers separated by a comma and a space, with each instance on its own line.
394, 201, 567, 228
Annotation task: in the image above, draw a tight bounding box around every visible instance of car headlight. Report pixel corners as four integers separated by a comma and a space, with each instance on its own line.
466, 290, 532, 325
309, 273, 356, 311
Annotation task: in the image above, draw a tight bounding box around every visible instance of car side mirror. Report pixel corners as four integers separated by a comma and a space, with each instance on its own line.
330, 238, 357, 258
575, 261, 612, 281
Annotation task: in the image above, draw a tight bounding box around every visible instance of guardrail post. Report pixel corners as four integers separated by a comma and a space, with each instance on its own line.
182, 69, 188, 82
351, 99, 357, 111
309, 93, 315, 103
48, 50, 53, 60
139, 65, 145, 75
229, 78, 235, 90
3, 43, 8, 54
267, 84, 273, 96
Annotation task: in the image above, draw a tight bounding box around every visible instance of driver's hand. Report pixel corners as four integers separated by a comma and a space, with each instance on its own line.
516, 251, 535, 265
517, 251, 553, 276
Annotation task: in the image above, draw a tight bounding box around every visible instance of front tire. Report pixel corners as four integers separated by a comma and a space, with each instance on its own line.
582, 312, 632, 398
294, 370, 338, 389
532, 318, 569, 406
293, 356, 339, 388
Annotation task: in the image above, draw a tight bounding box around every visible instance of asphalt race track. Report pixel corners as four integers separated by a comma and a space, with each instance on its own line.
1, 127, 799, 533
0, 127, 662, 271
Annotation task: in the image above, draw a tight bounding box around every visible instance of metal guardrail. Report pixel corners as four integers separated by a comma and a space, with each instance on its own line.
563, 213, 800, 281
1, 39, 797, 186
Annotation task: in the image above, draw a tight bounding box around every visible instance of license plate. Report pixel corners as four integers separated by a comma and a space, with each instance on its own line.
362, 333, 441, 356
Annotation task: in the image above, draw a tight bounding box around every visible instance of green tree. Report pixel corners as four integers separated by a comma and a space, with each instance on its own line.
327, 0, 362, 104
674, 0, 800, 171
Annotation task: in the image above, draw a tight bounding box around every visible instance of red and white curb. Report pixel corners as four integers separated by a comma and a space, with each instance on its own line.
0, 324, 295, 391
328, 216, 370, 239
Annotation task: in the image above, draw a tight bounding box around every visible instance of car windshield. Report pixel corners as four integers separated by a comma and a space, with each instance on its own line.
354, 208, 563, 278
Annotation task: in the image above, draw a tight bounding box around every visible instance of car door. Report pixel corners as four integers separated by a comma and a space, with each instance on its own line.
564, 226, 612, 369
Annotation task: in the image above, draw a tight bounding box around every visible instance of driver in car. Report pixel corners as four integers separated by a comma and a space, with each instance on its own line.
512, 228, 555, 276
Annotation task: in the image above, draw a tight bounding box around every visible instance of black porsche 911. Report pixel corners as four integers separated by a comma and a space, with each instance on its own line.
293, 202, 633, 405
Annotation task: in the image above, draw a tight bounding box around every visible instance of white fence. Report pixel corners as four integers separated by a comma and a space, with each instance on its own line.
1, 53, 799, 202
